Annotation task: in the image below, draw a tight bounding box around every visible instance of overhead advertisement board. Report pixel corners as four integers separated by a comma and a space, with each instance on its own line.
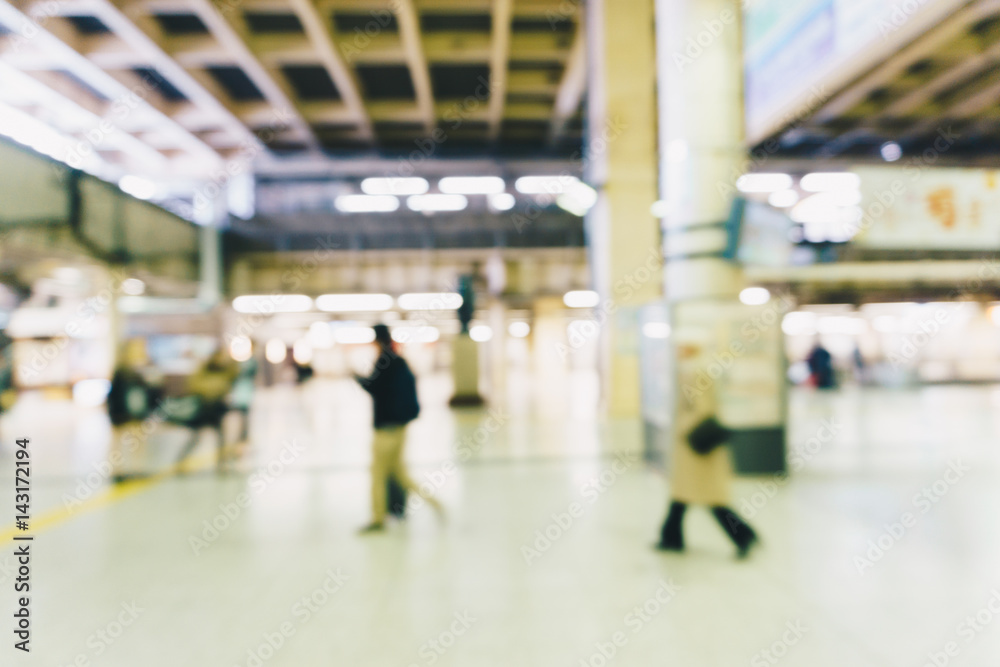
744, 0, 963, 143
853, 166, 1000, 250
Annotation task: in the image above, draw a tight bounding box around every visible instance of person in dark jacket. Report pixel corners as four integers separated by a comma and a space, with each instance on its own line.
107, 339, 154, 481
807, 342, 836, 389
355, 324, 442, 532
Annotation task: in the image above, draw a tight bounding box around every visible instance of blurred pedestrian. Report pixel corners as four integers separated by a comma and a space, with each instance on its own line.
807, 341, 836, 389
230, 352, 258, 452
355, 324, 442, 532
176, 348, 237, 471
656, 339, 758, 558
107, 338, 155, 481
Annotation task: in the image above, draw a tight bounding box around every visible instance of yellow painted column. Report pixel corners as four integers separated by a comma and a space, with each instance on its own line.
586, 0, 663, 418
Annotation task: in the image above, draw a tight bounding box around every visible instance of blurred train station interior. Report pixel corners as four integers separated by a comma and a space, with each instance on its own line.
2, 0, 1000, 664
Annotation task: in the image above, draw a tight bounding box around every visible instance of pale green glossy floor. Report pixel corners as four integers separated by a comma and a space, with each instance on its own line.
1, 376, 1000, 666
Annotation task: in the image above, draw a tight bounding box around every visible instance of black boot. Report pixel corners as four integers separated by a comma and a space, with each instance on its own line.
656, 501, 687, 551
712, 506, 758, 558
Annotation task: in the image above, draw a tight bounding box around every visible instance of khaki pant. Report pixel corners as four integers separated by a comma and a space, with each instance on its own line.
371, 426, 420, 524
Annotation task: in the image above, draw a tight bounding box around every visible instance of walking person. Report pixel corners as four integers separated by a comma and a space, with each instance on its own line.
656, 337, 758, 558
356, 324, 442, 533
107, 338, 155, 482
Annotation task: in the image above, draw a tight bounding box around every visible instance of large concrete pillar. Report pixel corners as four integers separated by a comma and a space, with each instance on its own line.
655, 0, 787, 474
586, 0, 662, 419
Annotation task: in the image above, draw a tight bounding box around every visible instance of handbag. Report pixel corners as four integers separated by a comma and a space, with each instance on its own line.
687, 416, 731, 455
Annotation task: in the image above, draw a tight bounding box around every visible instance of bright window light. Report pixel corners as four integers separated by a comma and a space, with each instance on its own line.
439, 176, 506, 194
122, 278, 146, 296
819, 316, 867, 335
736, 173, 793, 193
768, 190, 799, 208
508, 321, 530, 338
515, 175, 581, 195
315, 294, 394, 312
119, 175, 157, 200
800, 172, 861, 192
391, 326, 440, 343
407, 194, 468, 212
563, 290, 600, 308
335, 195, 400, 213
73, 378, 111, 407
397, 292, 463, 310
229, 336, 253, 362
470, 325, 493, 342
361, 177, 429, 195
265, 339, 287, 364
739, 287, 771, 306
232, 295, 313, 314
642, 322, 671, 339
333, 326, 376, 345
490, 193, 516, 211
293, 339, 313, 364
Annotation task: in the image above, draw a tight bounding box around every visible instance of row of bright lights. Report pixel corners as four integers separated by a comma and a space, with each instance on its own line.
337, 176, 596, 216
232, 292, 464, 314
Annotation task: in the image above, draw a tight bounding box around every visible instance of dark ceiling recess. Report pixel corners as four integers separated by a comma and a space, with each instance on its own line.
244, 12, 304, 34
64, 15, 112, 35
512, 17, 574, 33
430, 65, 491, 99
281, 65, 341, 101
509, 60, 565, 84
356, 65, 416, 100
132, 67, 187, 102
421, 13, 491, 32
152, 13, 210, 35
334, 12, 399, 33
206, 66, 265, 101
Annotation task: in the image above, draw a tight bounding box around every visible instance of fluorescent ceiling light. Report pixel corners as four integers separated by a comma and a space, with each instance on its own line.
315, 293, 394, 312
122, 278, 146, 296
292, 339, 313, 365
800, 172, 861, 192
407, 194, 468, 212
739, 287, 771, 306
736, 173, 792, 193
880, 142, 902, 162
119, 175, 157, 201
333, 326, 376, 345
768, 190, 799, 208
439, 176, 506, 194
515, 175, 581, 195
335, 195, 399, 213
232, 294, 313, 314
470, 325, 493, 342
508, 322, 530, 338
782, 312, 818, 336
563, 290, 600, 308
490, 193, 516, 211
557, 182, 598, 217
391, 326, 440, 343
642, 322, 671, 339
361, 177, 428, 195
397, 292, 464, 311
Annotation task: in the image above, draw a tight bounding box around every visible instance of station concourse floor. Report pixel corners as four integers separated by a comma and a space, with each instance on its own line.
1, 374, 1000, 666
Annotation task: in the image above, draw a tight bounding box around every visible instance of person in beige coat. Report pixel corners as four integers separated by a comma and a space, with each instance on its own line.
656, 339, 758, 558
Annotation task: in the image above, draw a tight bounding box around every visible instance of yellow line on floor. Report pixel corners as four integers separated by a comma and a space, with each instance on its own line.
0, 455, 215, 547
